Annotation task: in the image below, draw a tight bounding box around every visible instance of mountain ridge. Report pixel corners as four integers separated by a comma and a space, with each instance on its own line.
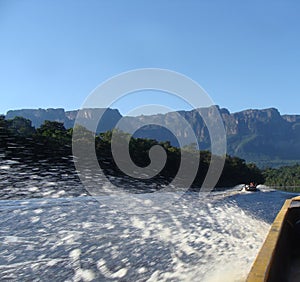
5, 106, 300, 167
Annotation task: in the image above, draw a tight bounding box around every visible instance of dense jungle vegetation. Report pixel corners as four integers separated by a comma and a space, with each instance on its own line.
1, 115, 299, 191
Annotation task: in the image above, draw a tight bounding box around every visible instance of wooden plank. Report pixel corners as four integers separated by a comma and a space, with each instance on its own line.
246, 199, 292, 281
292, 196, 300, 201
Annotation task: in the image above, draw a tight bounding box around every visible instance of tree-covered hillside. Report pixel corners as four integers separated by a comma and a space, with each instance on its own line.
5, 106, 300, 168
263, 164, 300, 188
0, 115, 264, 189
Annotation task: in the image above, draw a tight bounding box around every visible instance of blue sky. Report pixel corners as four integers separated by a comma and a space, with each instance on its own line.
0, 0, 299, 115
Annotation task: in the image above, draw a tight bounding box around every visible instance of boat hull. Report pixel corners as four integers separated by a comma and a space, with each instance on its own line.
247, 196, 300, 282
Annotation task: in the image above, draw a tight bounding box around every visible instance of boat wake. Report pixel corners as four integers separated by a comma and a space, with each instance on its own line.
0, 188, 297, 281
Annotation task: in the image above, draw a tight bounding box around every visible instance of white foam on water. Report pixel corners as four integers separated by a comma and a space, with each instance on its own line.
127, 197, 269, 282
0, 189, 294, 281
0, 165, 10, 170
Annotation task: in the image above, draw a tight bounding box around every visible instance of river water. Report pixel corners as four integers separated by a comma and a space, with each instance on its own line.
0, 159, 297, 281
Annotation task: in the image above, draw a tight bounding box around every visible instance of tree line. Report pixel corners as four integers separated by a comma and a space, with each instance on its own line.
263, 165, 300, 188
4, 115, 298, 190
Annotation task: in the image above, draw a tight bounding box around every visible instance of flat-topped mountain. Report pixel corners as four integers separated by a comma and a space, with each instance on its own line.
6, 108, 122, 132
5, 107, 300, 167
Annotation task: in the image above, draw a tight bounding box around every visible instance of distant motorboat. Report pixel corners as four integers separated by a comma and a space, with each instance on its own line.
241, 182, 258, 192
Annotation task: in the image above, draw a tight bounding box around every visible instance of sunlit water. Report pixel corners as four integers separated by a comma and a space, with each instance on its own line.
0, 159, 298, 281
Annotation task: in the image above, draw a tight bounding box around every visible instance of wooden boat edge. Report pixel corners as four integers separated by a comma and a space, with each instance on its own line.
246, 197, 294, 281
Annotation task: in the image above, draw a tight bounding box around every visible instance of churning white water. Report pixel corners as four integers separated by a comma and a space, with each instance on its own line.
0, 187, 295, 281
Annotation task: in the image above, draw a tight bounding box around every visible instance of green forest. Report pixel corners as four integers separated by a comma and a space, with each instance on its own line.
1, 115, 299, 191
263, 165, 300, 191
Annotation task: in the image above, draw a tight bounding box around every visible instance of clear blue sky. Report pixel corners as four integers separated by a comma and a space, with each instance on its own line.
0, 0, 300, 115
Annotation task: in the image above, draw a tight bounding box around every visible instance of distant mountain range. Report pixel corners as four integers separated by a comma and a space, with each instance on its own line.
5, 107, 300, 168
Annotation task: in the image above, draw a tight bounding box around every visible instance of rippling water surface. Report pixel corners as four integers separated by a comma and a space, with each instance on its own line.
0, 159, 298, 281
